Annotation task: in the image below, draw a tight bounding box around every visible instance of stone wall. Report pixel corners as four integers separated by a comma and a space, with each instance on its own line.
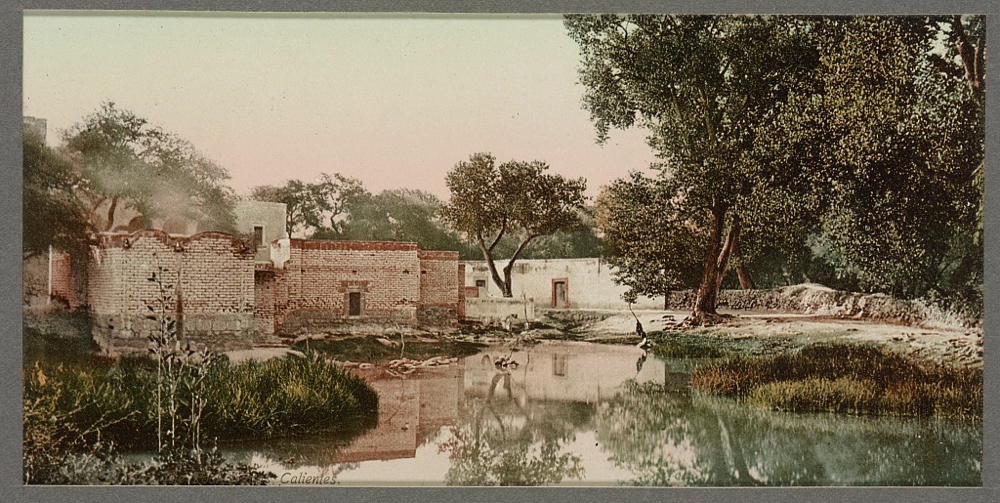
87, 230, 257, 352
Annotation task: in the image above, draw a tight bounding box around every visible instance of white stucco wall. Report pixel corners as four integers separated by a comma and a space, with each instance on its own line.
463, 258, 664, 310
464, 297, 536, 323
234, 201, 288, 262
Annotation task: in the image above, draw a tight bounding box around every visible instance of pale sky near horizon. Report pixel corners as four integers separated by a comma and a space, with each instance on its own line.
23, 12, 658, 200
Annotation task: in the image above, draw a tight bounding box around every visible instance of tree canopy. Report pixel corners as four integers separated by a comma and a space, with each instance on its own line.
441, 153, 587, 297
340, 188, 474, 254
567, 15, 820, 321
23, 129, 94, 259
595, 172, 704, 306
63, 102, 237, 234
250, 173, 367, 239
568, 15, 984, 319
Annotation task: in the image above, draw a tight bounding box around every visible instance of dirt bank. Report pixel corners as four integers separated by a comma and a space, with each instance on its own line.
575, 310, 983, 369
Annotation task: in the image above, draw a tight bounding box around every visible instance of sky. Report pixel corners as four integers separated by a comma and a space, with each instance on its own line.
23, 12, 658, 200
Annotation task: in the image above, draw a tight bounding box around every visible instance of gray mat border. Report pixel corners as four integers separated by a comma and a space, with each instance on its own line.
2, 1, 997, 502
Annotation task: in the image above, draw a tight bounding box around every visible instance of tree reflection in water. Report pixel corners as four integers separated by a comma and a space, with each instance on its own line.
596, 381, 982, 486
439, 364, 586, 486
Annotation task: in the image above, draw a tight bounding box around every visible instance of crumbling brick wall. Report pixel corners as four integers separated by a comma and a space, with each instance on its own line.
88, 230, 256, 352
271, 240, 425, 335
48, 250, 78, 308
417, 250, 460, 327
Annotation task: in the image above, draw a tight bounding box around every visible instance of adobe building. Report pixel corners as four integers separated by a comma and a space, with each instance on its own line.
464, 258, 664, 311
44, 201, 463, 352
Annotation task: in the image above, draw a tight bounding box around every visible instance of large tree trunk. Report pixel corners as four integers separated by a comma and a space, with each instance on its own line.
713, 216, 741, 293
691, 206, 726, 322
478, 239, 507, 297
736, 264, 755, 290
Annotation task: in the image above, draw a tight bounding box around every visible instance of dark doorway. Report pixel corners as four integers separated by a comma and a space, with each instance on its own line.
552, 279, 568, 308
253, 226, 264, 247
348, 292, 362, 316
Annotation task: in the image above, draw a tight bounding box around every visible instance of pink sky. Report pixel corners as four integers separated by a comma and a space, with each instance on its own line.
23, 12, 658, 200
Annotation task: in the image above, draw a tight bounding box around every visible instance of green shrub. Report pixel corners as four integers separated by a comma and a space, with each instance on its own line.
692, 343, 982, 419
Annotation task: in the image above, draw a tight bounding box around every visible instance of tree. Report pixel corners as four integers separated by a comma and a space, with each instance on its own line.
250, 173, 367, 239
764, 17, 984, 308
441, 153, 587, 297
595, 173, 704, 307
23, 130, 94, 260
567, 15, 820, 322
340, 188, 473, 254
63, 102, 237, 234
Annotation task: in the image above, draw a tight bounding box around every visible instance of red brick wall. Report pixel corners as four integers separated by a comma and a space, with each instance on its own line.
87, 230, 256, 349
272, 240, 423, 334
49, 250, 76, 307
418, 250, 460, 326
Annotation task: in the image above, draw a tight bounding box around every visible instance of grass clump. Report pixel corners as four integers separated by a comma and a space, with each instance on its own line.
24, 353, 379, 452
24, 267, 379, 484
691, 343, 981, 419
648, 331, 729, 359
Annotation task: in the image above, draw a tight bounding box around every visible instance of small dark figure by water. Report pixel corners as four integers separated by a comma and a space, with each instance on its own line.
630, 302, 652, 350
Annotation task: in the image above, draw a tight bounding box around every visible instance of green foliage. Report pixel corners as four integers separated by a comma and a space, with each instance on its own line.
567, 15, 822, 315
23, 132, 95, 259
647, 332, 728, 359
23, 267, 377, 484
340, 188, 475, 255
250, 173, 367, 238
22, 352, 379, 452
595, 172, 704, 302
441, 152, 587, 296
63, 102, 237, 233
568, 15, 984, 317
778, 17, 984, 303
691, 343, 982, 419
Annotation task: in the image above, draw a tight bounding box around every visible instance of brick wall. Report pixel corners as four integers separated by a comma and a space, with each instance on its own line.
417, 251, 460, 327
272, 240, 424, 335
49, 250, 76, 308
87, 230, 256, 352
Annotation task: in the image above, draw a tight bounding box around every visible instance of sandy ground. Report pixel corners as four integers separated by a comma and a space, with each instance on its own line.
578, 310, 983, 369
226, 309, 982, 369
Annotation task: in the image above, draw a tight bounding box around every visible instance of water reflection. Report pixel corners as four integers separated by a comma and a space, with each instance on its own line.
227, 341, 981, 486
596, 384, 982, 486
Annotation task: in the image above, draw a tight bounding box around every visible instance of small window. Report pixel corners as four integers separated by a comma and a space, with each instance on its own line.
253, 226, 264, 247
475, 280, 486, 288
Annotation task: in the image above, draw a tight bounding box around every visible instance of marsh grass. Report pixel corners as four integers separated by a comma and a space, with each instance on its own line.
648, 331, 730, 359
24, 353, 379, 451
691, 343, 981, 419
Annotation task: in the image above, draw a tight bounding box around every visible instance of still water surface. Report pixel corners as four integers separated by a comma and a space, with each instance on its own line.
223, 340, 981, 486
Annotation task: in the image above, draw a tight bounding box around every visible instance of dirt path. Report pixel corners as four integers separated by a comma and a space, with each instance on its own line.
575, 310, 983, 369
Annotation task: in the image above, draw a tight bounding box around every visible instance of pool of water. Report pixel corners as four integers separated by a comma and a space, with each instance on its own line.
221, 340, 982, 486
